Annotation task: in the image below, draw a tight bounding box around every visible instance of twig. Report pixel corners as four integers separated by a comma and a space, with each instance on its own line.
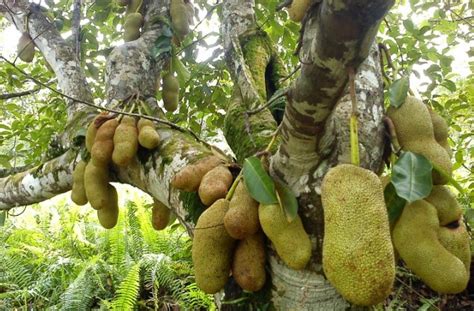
0, 86, 41, 100
280, 64, 300, 83
246, 89, 288, 116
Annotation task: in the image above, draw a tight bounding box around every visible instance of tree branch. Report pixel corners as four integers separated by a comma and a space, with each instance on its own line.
0, 86, 41, 100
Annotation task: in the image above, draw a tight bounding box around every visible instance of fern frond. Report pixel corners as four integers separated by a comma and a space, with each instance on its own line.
111, 262, 141, 310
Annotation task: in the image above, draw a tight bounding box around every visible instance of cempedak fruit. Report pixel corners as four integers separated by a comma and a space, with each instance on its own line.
287, 0, 310, 22
162, 73, 179, 112
17, 32, 35, 63
116, 0, 129, 6
91, 118, 119, 167
112, 116, 138, 167
171, 155, 224, 192
198, 165, 233, 206
126, 0, 141, 14
425, 186, 462, 226
170, 0, 191, 40
321, 164, 395, 306
84, 161, 111, 210
428, 108, 452, 158
192, 199, 235, 294
232, 231, 266, 292
71, 160, 88, 205
96, 184, 119, 229
137, 118, 160, 149
393, 199, 469, 294
259, 203, 311, 270
151, 199, 171, 231
123, 12, 143, 42
387, 96, 452, 184
224, 181, 260, 239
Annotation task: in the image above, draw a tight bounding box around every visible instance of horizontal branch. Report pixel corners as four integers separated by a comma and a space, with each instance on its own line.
0, 86, 41, 100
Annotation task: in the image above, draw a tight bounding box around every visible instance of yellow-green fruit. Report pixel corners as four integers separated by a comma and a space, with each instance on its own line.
112, 116, 138, 167
438, 221, 471, 272
387, 96, 452, 184
151, 199, 171, 231
288, 0, 310, 22
123, 13, 143, 42
224, 181, 260, 239
428, 108, 452, 158
116, 0, 129, 6
425, 186, 462, 226
84, 161, 111, 210
97, 185, 119, 229
162, 73, 179, 112
137, 118, 160, 149
91, 118, 119, 166
259, 203, 311, 270
392, 200, 469, 294
198, 165, 233, 206
185, 0, 194, 25
171, 155, 223, 192
71, 160, 88, 206
170, 0, 190, 39
232, 232, 266, 292
126, 0, 141, 13
321, 164, 395, 306
86, 113, 110, 152
192, 199, 235, 294
17, 32, 35, 63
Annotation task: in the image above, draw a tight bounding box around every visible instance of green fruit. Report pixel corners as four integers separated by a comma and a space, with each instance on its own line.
137, 118, 160, 149
438, 222, 471, 272
232, 232, 266, 292
259, 203, 311, 270
96, 184, 119, 229
162, 73, 179, 112
126, 0, 141, 13
71, 160, 88, 206
321, 164, 395, 306
112, 116, 138, 167
428, 108, 452, 158
387, 96, 452, 184
170, 0, 190, 39
288, 0, 310, 22
84, 161, 110, 210
224, 181, 260, 239
123, 13, 143, 42
151, 199, 170, 231
116, 0, 129, 6
425, 186, 462, 226
392, 200, 469, 294
198, 165, 233, 206
91, 118, 119, 166
17, 32, 35, 63
192, 199, 235, 294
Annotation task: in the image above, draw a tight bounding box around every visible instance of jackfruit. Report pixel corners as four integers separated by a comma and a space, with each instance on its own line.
232, 231, 266, 292
112, 116, 138, 167
97, 184, 119, 229
162, 73, 179, 112
428, 108, 452, 158
192, 199, 235, 294
126, 0, 141, 13
224, 181, 260, 239
71, 160, 88, 205
17, 32, 35, 63
425, 186, 462, 226
91, 118, 119, 166
321, 164, 395, 306
137, 118, 160, 149
170, 0, 190, 40
86, 114, 103, 152
171, 155, 223, 192
287, 0, 310, 22
392, 200, 469, 294
84, 161, 110, 210
151, 199, 171, 231
123, 13, 143, 42
438, 221, 471, 272
259, 203, 311, 270
387, 96, 452, 184
198, 165, 233, 206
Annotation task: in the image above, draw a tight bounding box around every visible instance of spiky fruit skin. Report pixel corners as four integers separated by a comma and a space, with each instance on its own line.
71, 160, 88, 205
425, 186, 462, 226
321, 164, 395, 306
162, 73, 179, 112
170, 0, 191, 39
259, 203, 311, 270
17, 33, 35, 63
137, 118, 160, 149
123, 13, 143, 42
84, 161, 111, 210
393, 199, 469, 294
97, 184, 119, 229
171, 155, 223, 192
387, 96, 452, 184
112, 116, 138, 167
224, 181, 260, 239
428, 108, 452, 158
288, 0, 310, 22
438, 222, 471, 272
198, 165, 233, 206
91, 118, 119, 166
192, 199, 235, 294
151, 199, 170, 231
232, 232, 266, 292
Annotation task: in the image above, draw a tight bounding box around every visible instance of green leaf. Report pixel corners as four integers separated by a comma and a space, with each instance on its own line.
384, 182, 407, 224
392, 151, 433, 203
389, 77, 410, 108
243, 157, 278, 205
172, 54, 190, 84
274, 180, 298, 222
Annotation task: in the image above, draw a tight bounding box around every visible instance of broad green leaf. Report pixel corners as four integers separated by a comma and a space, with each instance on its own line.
392, 151, 433, 203
389, 77, 410, 108
384, 182, 407, 224
243, 157, 278, 205
172, 54, 191, 84
274, 180, 298, 222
